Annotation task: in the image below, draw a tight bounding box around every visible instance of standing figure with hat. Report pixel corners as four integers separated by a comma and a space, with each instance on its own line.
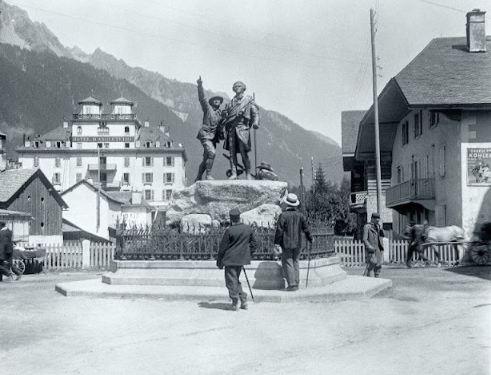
222, 81, 259, 180
256, 162, 278, 181
274, 193, 312, 291
0, 221, 19, 282
362, 213, 385, 277
195, 76, 224, 181
216, 208, 257, 311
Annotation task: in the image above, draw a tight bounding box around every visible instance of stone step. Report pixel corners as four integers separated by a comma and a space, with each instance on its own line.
55, 276, 392, 303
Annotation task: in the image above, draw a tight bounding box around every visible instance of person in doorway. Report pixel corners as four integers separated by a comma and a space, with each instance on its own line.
195, 76, 224, 181
216, 209, 257, 311
274, 193, 313, 291
362, 213, 385, 277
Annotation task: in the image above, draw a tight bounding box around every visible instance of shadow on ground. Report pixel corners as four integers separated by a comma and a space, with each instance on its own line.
443, 265, 491, 281
197, 302, 231, 310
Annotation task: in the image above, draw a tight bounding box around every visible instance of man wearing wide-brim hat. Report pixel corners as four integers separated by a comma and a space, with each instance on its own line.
274, 193, 312, 291
195, 76, 224, 181
256, 161, 278, 181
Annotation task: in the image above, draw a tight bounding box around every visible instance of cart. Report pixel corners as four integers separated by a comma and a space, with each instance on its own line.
469, 222, 491, 265
13, 243, 47, 274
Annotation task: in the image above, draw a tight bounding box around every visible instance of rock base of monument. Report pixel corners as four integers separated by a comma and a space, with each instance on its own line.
101, 256, 346, 290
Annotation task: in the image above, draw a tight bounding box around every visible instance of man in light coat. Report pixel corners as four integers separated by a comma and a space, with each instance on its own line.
363, 213, 385, 277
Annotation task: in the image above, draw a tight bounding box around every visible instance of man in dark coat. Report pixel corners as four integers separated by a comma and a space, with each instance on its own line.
0, 221, 15, 282
274, 193, 312, 291
363, 213, 385, 277
402, 221, 430, 268
195, 76, 224, 181
222, 81, 259, 180
217, 208, 257, 311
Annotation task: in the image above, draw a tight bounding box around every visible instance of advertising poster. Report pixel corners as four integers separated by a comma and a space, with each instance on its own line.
467, 148, 491, 186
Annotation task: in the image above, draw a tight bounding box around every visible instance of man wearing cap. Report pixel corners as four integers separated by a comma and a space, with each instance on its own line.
195, 76, 224, 181
216, 208, 257, 311
256, 162, 278, 181
363, 213, 385, 277
0, 222, 16, 282
222, 81, 259, 180
274, 193, 312, 291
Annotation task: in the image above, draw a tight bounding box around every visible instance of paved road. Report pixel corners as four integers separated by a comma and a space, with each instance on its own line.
0, 266, 490, 375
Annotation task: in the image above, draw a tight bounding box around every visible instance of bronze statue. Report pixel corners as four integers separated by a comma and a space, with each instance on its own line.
195, 76, 224, 181
222, 81, 259, 180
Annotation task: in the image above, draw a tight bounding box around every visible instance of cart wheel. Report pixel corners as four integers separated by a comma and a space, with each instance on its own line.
13, 260, 25, 274
470, 243, 490, 265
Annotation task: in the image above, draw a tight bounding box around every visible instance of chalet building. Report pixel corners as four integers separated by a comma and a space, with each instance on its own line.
344, 9, 491, 238
16, 97, 187, 209
0, 168, 68, 244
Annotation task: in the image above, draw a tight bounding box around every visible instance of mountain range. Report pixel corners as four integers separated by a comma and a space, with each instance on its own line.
0, 0, 343, 186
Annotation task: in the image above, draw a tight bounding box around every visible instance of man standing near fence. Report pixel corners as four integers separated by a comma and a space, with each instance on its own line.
0, 222, 20, 282
216, 208, 257, 311
274, 193, 313, 291
402, 221, 430, 268
362, 213, 385, 277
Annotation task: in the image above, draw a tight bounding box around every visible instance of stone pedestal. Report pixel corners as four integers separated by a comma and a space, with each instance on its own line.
102, 256, 346, 290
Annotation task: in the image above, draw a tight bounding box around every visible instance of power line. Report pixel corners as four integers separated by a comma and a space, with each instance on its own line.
417, 0, 491, 20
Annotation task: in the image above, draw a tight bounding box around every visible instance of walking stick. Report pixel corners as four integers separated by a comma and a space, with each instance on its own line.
242, 266, 255, 303
306, 241, 312, 288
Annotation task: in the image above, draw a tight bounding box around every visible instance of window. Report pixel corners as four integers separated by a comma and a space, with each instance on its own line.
124, 126, 130, 134
34, 156, 39, 167
164, 173, 174, 184
165, 156, 174, 167
402, 121, 409, 145
143, 157, 153, 167
76, 157, 82, 167
414, 110, 423, 138
97, 122, 109, 135
439, 146, 446, 177
123, 173, 130, 184
144, 189, 154, 201
430, 111, 439, 128
77, 126, 82, 135
100, 172, 107, 184
55, 157, 61, 168
144, 141, 152, 148
56, 141, 62, 148
397, 166, 404, 184
34, 141, 40, 148
104, 143, 110, 148
124, 157, 130, 167
142, 173, 153, 184
53, 173, 61, 184
76, 173, 82, 182
77, 143, 82, 149
97, 143, 103, 148
165, 189, 172, 200
125, 143, 130, 148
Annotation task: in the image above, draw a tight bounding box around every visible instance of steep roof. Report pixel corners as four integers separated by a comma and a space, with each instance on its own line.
41, 126, 71, 141
395, 37, 491, 106
61, 179, 124, 205
78, 96, 102, 105
341, 110, 366, 154
110, 97, 133, 105
0, 168, 68, 207
137, 126, 171, 148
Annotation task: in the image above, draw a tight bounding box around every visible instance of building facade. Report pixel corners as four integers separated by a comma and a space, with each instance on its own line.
16, 97, 187, 209
345, 9, 491, 239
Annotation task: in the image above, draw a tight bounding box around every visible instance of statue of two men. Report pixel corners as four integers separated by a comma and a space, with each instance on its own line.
195, 77, 259, 181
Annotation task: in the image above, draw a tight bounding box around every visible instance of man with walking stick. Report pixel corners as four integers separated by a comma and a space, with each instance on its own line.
216, 208, 257, 311
274, 193, 313, 291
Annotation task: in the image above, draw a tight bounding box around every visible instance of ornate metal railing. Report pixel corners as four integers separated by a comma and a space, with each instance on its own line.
115, 223, 335, 261
72, 114, 137, 120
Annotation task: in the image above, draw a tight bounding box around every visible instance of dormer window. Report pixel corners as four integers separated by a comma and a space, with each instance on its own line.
34, 141, 40, 148
56, 141, 62, 148
144, 141, 152, 148
77, 126, 82, 135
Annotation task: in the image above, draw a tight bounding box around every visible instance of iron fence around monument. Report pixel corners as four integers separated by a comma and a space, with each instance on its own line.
115, 223, 335, 261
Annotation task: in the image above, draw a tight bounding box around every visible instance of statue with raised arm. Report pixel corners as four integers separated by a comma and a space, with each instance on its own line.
195, 76, 224, 181
222, 81, 259, 180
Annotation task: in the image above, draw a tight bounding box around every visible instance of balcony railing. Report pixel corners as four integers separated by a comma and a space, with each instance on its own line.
87, 163, 117, 171
349, 191, 367, 207
386, 178, 435, 206
73, 114, 137, 120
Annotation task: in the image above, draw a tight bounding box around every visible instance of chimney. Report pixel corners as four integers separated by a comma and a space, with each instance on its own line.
466, 9, 486, 52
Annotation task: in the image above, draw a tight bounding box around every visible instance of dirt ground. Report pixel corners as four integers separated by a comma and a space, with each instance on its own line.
0, 265, 490, 375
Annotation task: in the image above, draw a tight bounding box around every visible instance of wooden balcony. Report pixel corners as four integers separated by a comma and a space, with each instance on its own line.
386, 178, 435, 208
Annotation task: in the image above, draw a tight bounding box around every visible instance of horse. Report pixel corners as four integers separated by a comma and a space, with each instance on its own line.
421, 225, 466, 265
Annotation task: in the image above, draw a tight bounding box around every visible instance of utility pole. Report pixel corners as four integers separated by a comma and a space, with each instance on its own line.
96, 146, 101, 232
299, 167, 305, 214
253, 92, 257, 175
370, 8, 382, 214
311, 157, 315, 222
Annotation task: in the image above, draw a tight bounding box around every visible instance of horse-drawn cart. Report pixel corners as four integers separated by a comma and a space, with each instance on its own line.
13, 243, 46, 274
469, 222, 491, 265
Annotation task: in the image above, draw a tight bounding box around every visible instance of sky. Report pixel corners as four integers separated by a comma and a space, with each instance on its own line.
5, 0, 490, 145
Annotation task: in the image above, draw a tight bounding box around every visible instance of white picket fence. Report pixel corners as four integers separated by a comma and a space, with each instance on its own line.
22, 241, 116, 271
335, 239, 461, 267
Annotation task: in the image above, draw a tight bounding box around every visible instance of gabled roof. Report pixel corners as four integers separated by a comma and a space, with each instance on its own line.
61, 179, 124, 205
0, 168, 68, 208
78, 96, 102, 105
341, 110, 366, 154
110, 97, 133, 105
137, 126, 171, 147
395, 37, 491, 106
105, 191, 153, 208
40, 127, 71, 142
